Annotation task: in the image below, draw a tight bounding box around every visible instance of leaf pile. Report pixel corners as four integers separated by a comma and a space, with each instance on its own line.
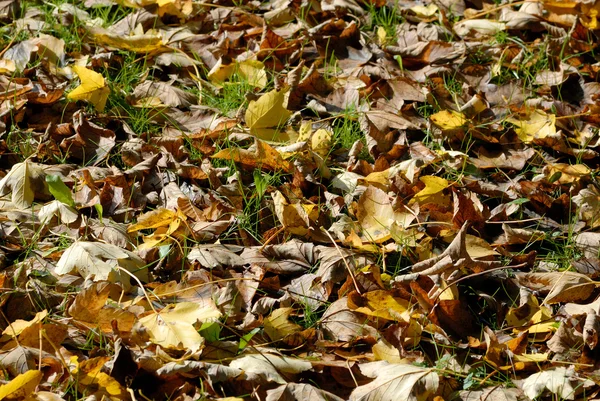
1, 0, 600, 399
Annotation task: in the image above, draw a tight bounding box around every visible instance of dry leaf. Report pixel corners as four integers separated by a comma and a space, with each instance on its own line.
350, 362, 439, 401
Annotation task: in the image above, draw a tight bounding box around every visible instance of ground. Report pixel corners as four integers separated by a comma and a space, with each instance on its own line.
0, 0, 598, 399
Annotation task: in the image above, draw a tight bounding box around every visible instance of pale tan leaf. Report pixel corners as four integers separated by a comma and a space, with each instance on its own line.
229, 353, 312, 384
350, 362, 439, 401
266, 383, 345, 401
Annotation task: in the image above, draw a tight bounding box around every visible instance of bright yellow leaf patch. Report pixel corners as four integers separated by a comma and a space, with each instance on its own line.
67, 66, 110, 111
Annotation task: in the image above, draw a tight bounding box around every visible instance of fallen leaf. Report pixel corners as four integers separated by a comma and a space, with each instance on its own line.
137, 302, 221, 352
67, 66, 110, 111
55, 241, 147, 285
507, 109, 556, 143
430, 110, 467, 130
266, 383, 345, 401
0, 160, 47, 209
229, 353, 312, 384
0, 370, 42, 400
520, 367, 593, 400
350, 362, 439, 401
245, 88, 292, 131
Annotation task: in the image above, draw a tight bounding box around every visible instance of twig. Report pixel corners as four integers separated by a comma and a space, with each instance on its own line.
321, 227, 362, 295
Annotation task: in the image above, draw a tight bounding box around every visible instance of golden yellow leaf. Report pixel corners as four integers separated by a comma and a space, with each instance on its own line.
372, 339, 404, 363
361, 170, 390, 191
581, 2, 600, 29
127, 208, 180, 232
376, 26, 387, 44
465, 235, 499, 258
506, 293, 555, 334
546, 163, 591, 184
311, 129, 332, 157
87, 26, 164, 53
0, 370, 42, 400
207, 59, 236, 84
138, 302, 221, 352
67, 66, 109, 111
156, 0, 192, 18
297, 121, 312, 142
245, 88, 292, 131
348, 290, 411, 321
273, 191, 318, 235
73, 357, 127, 400
264, 307, 303, 342
211, 139, 293, 172
2, 310, 47, 338
412, 176, 450, 205
357, 186, 416, 243
430, 110, 467, 130
507, 109, 556, 143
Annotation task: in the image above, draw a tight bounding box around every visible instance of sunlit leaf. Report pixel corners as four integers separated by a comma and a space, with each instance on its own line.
67, 66, 110, 111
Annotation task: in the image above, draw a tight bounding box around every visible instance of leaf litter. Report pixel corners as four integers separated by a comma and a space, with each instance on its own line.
1, 0, 600, 399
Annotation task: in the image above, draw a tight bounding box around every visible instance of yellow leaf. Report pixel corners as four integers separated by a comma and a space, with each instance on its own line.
376, 26, 387, 44
410, 4, 439, 17
211, 139, 293, 172
138, 302, 221, 352
87, 26, 164, 53
412, 176, 450, 205
372, 339, 404, 363
273, 191, 318, 235
357, 186, 416, 243
264, 307, 302, 341
311, 129, 332, 157
513, 353, 549, 363
0, 370, 42, 400
361, 170, 390, 191
67, 66, 109, 111
546, 163, 591, 184
430, 110, 467, 130
465, 235, 499, 258
297, 121, 312, 142
349, 290, 411, 321
238, 60, 268, 89
207, 59, 236, 84
506, 293, 555, 334
581, 2, 600, 29
75, 357, 127, 400
156, 0, 192, 18
245, 88, 292, 131
128, 208, 180, 232
2, 310, 47, 338
507, 109, 556, 143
